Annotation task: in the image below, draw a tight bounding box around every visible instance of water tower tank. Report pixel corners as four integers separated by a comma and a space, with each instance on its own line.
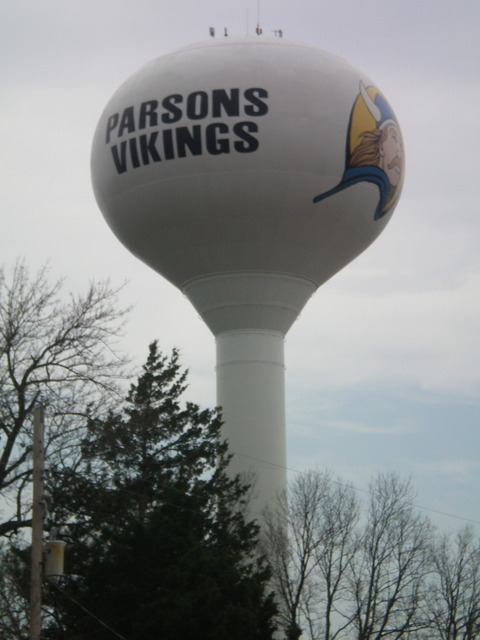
91, 37, 404, 519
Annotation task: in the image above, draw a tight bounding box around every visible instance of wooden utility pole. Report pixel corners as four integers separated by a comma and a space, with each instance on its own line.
30, 404, 45, 640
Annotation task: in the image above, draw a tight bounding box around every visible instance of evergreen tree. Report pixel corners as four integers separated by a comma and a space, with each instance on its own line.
44, 342, 276, 640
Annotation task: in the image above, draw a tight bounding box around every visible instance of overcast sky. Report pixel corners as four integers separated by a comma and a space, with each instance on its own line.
1, 0, 479, 532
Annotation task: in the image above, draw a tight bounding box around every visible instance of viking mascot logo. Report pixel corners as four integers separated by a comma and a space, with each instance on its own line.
313, 82, 404, 220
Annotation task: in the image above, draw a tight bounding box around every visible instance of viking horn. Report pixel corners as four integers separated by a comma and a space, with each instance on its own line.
360, 81, 381, 122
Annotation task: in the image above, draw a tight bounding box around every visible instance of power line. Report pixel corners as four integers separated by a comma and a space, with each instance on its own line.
229, 450, 480, 527
49, 581, 129, 640
48, 451, 480, 529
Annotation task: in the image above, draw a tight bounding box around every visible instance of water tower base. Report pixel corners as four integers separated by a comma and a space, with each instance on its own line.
216, 329, 287, 521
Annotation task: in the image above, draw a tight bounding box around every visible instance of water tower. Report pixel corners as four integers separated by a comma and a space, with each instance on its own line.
91, 37, 404, 519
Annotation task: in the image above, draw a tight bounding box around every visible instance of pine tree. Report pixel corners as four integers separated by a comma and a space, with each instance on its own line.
43, 342, 276, 640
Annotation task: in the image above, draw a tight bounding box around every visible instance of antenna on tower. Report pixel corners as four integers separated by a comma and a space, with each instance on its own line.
256, 0, 262, 35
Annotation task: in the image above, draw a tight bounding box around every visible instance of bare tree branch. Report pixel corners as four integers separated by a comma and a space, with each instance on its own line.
263, 470, 360, 640
0, 260, 130, 539
348, 473, 433, 640
428, 525, 480, 640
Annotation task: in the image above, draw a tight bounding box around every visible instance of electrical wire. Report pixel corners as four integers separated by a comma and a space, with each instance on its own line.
228, 450, 480, 527
51, 451, 480, 529
49, 581, 129, 640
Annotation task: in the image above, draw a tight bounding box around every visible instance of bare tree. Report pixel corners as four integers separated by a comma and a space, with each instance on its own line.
348, 473, 433, 640
263, 472, 326, 639
0, 260, 129, 538
427, 525, 480, 640
263, 470, 359, 640
0, 541, 29, 639
312, 478, 360, 640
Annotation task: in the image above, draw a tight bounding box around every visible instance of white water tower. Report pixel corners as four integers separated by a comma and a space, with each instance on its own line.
91, 37, 404, 519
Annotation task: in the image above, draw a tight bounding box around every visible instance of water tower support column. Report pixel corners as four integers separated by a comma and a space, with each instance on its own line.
216, 329, 287, 520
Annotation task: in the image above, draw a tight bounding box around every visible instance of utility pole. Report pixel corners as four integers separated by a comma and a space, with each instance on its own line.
30, 403, 44, 640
